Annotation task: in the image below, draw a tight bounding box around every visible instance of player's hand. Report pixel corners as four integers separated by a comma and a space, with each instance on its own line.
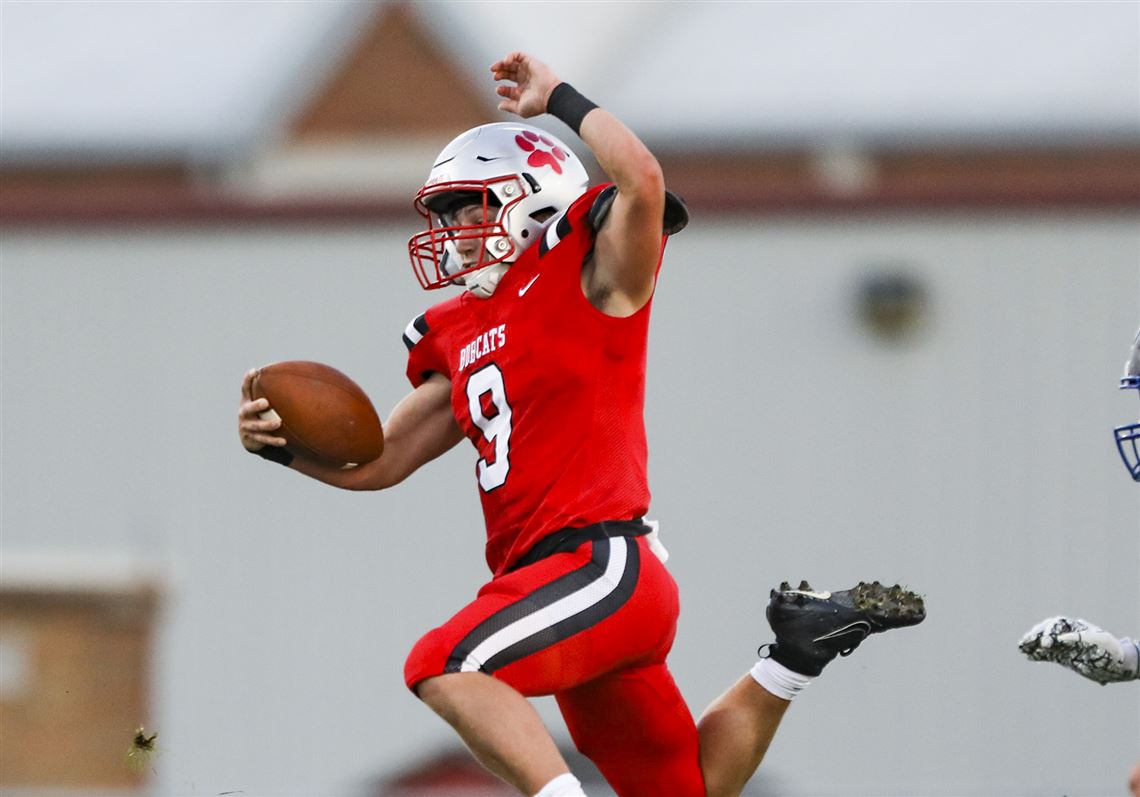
238, 369, 287, 452
1018, 616, 1139, 684
490, 52, 561, 119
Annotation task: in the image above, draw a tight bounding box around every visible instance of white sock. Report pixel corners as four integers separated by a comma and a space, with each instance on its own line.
533, 772, 587, 797
750, 658, 814, 701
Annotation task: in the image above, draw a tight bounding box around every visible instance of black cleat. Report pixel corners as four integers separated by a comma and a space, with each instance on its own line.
762, 580, 926, 676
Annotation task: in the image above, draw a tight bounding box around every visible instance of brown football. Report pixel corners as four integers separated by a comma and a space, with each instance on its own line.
251, 361, 384, 468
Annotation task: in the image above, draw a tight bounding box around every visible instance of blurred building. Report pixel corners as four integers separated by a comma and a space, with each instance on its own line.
0, 554, 161, 796
1, 2, 1136, 223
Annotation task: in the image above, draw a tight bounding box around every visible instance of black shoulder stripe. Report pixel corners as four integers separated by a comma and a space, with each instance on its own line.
584, 186, 689, 236
587, 185, 618, 232
403, 313, 429, 351
664, 190, 689, 235
539, 210, 574, 258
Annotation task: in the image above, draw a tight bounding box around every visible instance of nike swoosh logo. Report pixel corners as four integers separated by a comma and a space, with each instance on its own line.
813, 620, 871, 643
518, 274, 541, 296
785, 589, 832, 600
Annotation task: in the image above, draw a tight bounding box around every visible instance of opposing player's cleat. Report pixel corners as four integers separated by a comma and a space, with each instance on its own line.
762, 580, 926, 676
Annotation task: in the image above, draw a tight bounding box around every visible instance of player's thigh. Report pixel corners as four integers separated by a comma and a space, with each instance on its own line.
405, 537, 677, 695
556, 662, 705, 797
491, 536, 681, 694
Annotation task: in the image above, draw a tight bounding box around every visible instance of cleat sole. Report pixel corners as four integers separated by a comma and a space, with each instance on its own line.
847, 581, 926, 631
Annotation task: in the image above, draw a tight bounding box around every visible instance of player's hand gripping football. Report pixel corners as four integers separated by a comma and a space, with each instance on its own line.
490, 52, 561, 119
1018, 616, 1140, 685
238, 369, 286, 453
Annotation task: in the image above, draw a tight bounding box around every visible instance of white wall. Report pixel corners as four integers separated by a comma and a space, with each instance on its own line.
2, 211, 1137, 796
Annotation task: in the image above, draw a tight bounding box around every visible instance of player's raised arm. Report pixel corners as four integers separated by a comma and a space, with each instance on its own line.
239, 371, 464, 491
491, 52, 666, 316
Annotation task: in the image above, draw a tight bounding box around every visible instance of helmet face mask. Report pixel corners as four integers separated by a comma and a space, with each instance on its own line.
1115, 374, 1140, 482
407, 123, 589, 297
409, 176, 523, 291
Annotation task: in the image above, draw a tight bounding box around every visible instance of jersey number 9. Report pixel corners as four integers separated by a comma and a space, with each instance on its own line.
465, 364, 513, 492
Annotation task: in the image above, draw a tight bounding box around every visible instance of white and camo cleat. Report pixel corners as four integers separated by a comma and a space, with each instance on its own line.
1018, 616, 1140, 685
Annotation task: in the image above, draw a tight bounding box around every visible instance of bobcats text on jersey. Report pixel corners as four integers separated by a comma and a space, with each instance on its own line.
458, 324, 507, 373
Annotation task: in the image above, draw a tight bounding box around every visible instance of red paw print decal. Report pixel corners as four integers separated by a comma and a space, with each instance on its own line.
514, 130, 568, 175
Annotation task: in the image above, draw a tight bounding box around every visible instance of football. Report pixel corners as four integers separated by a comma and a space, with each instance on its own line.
251, 361, 384, 468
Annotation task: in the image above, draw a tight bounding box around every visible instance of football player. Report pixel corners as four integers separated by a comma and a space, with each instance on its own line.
1018, 326, 1140, 797
239, 52, 925, 797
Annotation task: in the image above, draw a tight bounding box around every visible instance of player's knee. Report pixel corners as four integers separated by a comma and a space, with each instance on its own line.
404, 628, 450, 694
413, 671, 508, 732
413, 673, 459, 711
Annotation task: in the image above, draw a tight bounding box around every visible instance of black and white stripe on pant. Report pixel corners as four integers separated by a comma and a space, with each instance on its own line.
445, 536, 641, 675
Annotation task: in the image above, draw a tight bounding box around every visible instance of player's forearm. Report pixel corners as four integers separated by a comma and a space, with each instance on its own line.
577, 108, 665, 209
280, 418, 462, 492
264, 381, 463, 491
283, 450, 397, 491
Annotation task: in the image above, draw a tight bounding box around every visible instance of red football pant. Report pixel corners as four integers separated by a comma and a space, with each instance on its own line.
405, 535, 706, 797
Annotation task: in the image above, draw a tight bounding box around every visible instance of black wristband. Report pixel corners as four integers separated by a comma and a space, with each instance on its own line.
546, 83, 598, 135
253, 445, 294, 467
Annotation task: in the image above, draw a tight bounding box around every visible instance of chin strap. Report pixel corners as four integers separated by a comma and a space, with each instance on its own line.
466, 263, 510, 299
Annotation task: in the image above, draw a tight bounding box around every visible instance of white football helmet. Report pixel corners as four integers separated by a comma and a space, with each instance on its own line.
408, 123, 589, 298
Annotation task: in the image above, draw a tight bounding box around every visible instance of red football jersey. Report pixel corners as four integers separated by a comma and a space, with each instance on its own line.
404, 183, 666, 576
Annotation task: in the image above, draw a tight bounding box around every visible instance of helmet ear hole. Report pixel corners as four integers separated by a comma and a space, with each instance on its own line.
529, 206, 558, 223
